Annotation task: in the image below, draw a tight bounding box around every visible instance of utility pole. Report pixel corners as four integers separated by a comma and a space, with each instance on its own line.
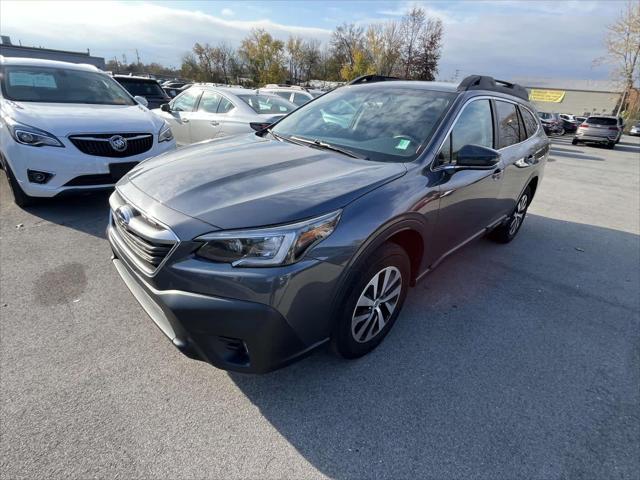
135, 49, 141, 65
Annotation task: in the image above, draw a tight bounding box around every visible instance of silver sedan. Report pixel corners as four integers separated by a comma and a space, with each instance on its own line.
152, 86, 297, 146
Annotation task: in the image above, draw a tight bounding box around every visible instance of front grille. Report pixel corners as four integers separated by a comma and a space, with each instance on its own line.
70, 133, 153, 158
110, 202, 177, 273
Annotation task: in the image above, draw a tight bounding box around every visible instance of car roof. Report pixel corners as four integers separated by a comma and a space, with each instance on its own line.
113, 75, 160, 82
343, 80, 459, 94
0, 55, 100, 72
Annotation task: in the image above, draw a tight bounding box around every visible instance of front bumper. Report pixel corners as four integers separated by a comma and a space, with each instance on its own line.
111, 252, 322, 373
2, 136, 176, 198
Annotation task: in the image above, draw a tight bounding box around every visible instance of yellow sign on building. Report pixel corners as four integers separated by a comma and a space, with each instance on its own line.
529, 89, 566, 103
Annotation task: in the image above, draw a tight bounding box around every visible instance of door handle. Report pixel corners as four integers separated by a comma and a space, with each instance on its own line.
210, 121, 219, 126
492, 168, 503, 180
182, 118, 189, 123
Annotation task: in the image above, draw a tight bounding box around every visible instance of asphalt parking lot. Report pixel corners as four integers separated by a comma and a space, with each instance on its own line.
1, 135, 639, 480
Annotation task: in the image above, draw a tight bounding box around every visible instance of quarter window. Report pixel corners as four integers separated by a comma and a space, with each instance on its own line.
198, 91, 221, 113
437, 99, 493, 164
519, 107, 539, 138
172, 89, 200, 112
495, 100, 522, 148
292, 92, 310, 106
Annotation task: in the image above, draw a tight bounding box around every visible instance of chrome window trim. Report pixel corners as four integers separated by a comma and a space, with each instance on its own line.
430, 95, 539, 172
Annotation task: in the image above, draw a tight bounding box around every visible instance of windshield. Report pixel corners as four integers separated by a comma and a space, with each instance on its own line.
0, 66, 135, 105
272, 86, 456, 162
237, 94, 296, 114
116, 78, 165, 97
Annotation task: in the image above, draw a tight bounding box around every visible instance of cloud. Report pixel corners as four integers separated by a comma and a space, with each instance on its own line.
0, 0, 331, 67
221, 8, 234, 17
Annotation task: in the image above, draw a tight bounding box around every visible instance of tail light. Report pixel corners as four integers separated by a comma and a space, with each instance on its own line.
579, 123, 588, 128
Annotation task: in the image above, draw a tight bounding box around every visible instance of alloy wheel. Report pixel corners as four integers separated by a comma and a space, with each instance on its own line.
509, 193, 528, 236
351, 266, 402, 343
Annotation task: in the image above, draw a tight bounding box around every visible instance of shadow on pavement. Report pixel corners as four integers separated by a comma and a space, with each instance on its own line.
229, 214, 640, 479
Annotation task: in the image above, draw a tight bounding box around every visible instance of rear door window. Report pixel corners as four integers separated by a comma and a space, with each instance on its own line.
198, 91, 221, 113
495, 100, 523, 148
217, 96, 235, 113
519, 107, 539, 138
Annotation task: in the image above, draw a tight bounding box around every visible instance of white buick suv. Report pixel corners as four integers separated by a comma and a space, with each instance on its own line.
0, 56, 176, 207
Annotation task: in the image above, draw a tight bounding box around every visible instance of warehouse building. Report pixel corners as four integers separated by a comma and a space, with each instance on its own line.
0, 35, 105, 69
514, 77, 622, 116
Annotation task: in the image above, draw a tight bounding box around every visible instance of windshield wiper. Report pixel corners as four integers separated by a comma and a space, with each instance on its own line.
289, 135, 367, 160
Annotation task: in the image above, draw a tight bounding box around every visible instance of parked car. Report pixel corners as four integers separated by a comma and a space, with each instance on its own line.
152, 85, 297, 145
575, 116, 587, 124
559, 113, 577, 122
560, 117, 577, 133
163, 83, 192, 98
113, 75, 172, 110
572, 116, 620, 148
629, 122, 640, 136
538, 112, 564, 136
614, 116, 625, 143
261, 84, 323, 106
108, 75, 548, 373
0, 56, 176, 207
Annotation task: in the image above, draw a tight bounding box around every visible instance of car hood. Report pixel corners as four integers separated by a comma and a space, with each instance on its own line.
2, 100, 164, 136
124, 134, 406, 229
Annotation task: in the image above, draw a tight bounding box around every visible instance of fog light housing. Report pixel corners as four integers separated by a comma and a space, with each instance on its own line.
27, 170, 54, 184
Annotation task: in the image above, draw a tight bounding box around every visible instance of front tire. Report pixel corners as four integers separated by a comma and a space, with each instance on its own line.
2, 163, 36, 208
489, 186, 531, 244
331, 242, 410, 359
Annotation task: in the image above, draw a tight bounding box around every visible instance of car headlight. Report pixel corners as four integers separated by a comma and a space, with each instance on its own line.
3, 116, 63, 147
158, 122, 173, 143
195, 210, 341, 267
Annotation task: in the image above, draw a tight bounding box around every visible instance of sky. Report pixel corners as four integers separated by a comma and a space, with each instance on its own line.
0, 0, 626, 81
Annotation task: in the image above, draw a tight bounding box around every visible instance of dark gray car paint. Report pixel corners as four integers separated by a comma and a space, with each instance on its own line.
111, 84, 548, 371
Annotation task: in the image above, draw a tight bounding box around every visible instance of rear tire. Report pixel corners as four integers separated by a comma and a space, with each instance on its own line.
489, 186, 531, 244
331, 242, 410, 359
607, 141, 615, 150
572, 138, 578, 145
3, 163, 36, 208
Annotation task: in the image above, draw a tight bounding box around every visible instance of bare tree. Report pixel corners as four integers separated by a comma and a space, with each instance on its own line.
400, 7, 426, 78
414, 18, 443, 81
597, 1, 640, 115
331, 23, 365, 68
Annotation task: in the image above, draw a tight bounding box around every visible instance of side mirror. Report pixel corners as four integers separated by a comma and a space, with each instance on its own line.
134, 95, 148, 108
160, 103, 171, 112
456, 144, 500, 168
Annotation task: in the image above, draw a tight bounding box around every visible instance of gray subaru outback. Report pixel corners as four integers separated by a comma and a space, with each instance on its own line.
108, 75, 549, 373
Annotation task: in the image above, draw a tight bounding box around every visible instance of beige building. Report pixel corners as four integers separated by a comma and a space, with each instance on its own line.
514, 78, 622, 116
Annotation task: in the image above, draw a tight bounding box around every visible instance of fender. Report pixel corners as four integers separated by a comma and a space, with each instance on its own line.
327, 213, 429, 330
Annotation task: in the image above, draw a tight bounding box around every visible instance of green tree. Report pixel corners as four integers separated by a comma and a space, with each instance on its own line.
239, 29, 286, 85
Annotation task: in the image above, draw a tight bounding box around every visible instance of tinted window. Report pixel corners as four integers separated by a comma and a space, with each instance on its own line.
172, 89, 200, 112
585, 117, 617, 126
237, 94, 296, 114
437, 99, 493, 164
520, 107, 539, 138
274, 91, 292, 101
496, 101, 522, 148
273, 87, 456, 163
198, 91, 221, 113
1, 66, 134, 105
217, 96, 234, 113
117, 79, 164, 97
292, 92, 311, 106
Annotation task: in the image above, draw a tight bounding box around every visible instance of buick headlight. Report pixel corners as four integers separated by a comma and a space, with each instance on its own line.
3, 116, 63, 147
195, 210, 341, 267
158, 122, 173, 143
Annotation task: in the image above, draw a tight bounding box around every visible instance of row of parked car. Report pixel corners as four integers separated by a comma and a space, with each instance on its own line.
0, 56, 327, 206
537, 110, 629, 149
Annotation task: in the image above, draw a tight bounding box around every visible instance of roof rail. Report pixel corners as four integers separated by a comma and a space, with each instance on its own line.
457, 75, 529, 102
347, 74, 401, 85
